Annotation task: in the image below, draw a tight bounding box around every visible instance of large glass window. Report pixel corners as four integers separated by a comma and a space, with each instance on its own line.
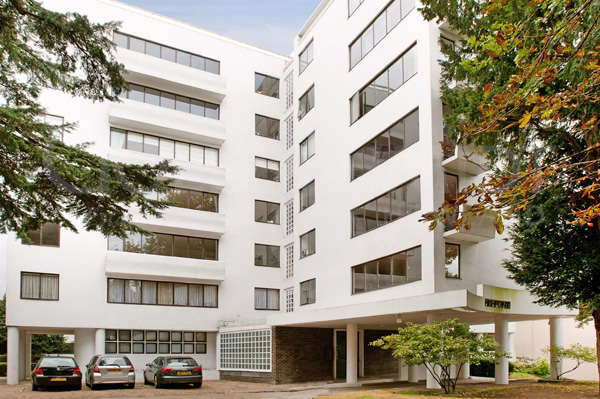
108, 233, 218, 261
108, 278, 217, 308
254, 288, 280, 310
300, 229, 316, 258
352, 177, 421, 237
113, 32, 220, 74
255, 115, 280, 140
352, 246, 421, 294
349, 0, 415, 69
118, 84, 220, 120
300, 132, 315, 164
299, 40, 314, 74
350, 44, 417, 124
21, 272, 59, 300
254, 244, 280, 267
444, 173, 459, 230
146, 187, 218, 213
255, 157, 280, 182
106, 328, 207, 355
445, 243, 460, 279
300, 279, 316, 305
255, 200, 280, 224
351, 109, 419, 180
299, 181, 315, 211
22, 223, 60, 247
298, 86, 315, 120
255, 73, 279, 98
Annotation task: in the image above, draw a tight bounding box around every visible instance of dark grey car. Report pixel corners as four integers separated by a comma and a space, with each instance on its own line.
31, 355, 82, 391
143, 356, 202, 388
85, 355, 135, 389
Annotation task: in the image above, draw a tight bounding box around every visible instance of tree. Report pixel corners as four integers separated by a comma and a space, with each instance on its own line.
544, 344, 597, 380
418, 0, 600, 391
1, 0, 177, 240
371, 319, 502, 394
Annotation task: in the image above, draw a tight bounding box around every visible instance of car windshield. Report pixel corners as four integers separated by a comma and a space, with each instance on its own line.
39, 357, 76, 367
99, 357, 131, 366
165, 358, 197, 366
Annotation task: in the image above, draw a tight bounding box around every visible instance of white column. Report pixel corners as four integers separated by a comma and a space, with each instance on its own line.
7, 326, 20, 385
18, 330, 26, 380
408, 365, 419, 383
24, 333, 32, 380
74, 329, 96, 382
426, 314, 441, 389
458, 362, 470, 379
398, 358, 408, 381
94, 329, 105, 355
346, 323, 358, 384
495, 316, 509, 385
549, 318, 563, 379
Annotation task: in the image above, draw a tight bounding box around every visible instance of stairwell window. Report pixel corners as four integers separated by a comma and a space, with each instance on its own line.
298, 85, 315, 120
299, 40, 314, 74
299, 181, 315, 211
300, 229, 316, 258
300, 132, 315, 164
300, 279, 316, 305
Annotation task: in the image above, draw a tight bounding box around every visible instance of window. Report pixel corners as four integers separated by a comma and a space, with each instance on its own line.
146, 187, 218, 212
352, 177, 421, 237
21, 272, 59, 300
118, 83, 220, 120
254, 244, 280, 267
350, 44, 417, 124
255, 73, 279, 98
255, 200, 280, 224
349, 0, 415, 69
108, 233, 218, 261
349, 0, 365, 16
105, 328, 207, 355
255, 157, 280, 182
299, 181, 315, 211
298, 86, 315, 120
285, 73, 294, 110
255, 115, 280, 140
285, 115, 294, 150
113, 32, 220, 74
444, 173, 459, 230
300, 279, 316, 305
299, 40, 314, 74
110, 128, 219, 167
300, 132, 315, 164
22, 223, 60, 247
445, 243, 460, 279
352, 246, 421, 294
442, 104, 455, 160
254, 288, 280, 310
220, 329, 271, 371
300, 229, 316, 258
286, 157, 294, 192
285, 288, 294, 313
351, 109, 419, 179
286, 200, 294, 235
285, 244, 294, 279
108, 278, 218, 308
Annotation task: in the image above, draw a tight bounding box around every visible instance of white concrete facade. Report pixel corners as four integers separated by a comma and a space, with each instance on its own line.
5, 0, 576, 386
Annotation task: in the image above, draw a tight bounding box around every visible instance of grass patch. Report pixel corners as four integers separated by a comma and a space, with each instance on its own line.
509, 372, 540, 380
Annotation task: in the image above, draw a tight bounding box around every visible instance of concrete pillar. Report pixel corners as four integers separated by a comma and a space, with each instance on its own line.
18, 330, 26, 380
24, 333, 32, 380
549, 318, 563, 379
458, 362, 470, 379
7, 326, 19, 385
408, 365, 419, 383
426, 314, 441, 389
94, 329, 105, 356
495, 316, 509, 385
346, 323, 358, 384
74, 329, 96, 381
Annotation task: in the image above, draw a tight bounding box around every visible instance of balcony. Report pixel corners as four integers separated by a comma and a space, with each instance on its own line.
105, 251, 225, 284
109, 100, 225, 147
443, 205, 496, 243
115, 47, 226, 104
131, 207, 225, 239
442, 143, 488, 176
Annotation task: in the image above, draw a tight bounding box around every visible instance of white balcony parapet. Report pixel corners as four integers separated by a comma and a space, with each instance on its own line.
131, 207, 226, 239
442, 143, 488, 176
443, 204, 496, 243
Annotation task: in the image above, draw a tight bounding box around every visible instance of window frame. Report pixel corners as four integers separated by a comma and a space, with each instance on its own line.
254, 200, 281, 225
300, 279, 316, 305
255, 114, 281, 140
21, 223, 60, 247
255, 73, 280, 98
254, 244, 280, 268
299, 229, 316, 258
299, 180, 316, 212
255, 156, 281, 182
299, 132, 316, 165
254, 288, 280, 311
298, 85, 315, 120
107, 233, 218, 261
20, 272, 60, 301
348, 0, 365, 16
445, 243, 461, 279
299, 40, 314, 75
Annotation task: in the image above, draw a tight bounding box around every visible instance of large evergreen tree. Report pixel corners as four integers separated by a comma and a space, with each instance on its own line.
0, 0, 176, 239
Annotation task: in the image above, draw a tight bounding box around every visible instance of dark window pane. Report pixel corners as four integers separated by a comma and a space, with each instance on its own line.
378, 257, 392, 288
141, 235, 157, 254
351, 150, 364, 179
353, 207, 366, 236
124, 232, 142, 253
119, 330, 131, 341
376, 193, 391, 226
364, 201, 377, 231
172, 189, 189, 209
353, 265, 365, 293
156, 234, 173, 256
392, 252, 407, 285
445, 244, 460, 278
389, 119, 405, 157
189, 191, 203, 211
365, 261, 378, 291
203, 193, 218, 212
375, 131, 390, 165
41, 223, 59, 246
363, 141, 376, 172
268, 245, 279, 267
204, 239, 217, 260
404, 110, 419, 148
189, 238, 203, 259
255, 244, 267, 266
407, 246, 422, 282
173, 236, 188, 258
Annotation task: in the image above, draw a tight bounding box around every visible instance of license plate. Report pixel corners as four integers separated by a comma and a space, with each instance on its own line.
177, 371, 191, 375
50, 378, 67, 382
108, 369, 122, 373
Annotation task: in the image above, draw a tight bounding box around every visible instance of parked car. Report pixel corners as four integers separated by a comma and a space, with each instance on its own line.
31, 355, 82, 391
143, 356, 202, 388
85, 355, 135, 390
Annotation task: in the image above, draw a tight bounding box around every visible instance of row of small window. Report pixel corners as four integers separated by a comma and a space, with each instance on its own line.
105, 329, 207, 355
21, 224, 59, 247
119, 83, 220, 120
254, 279, 315, 311
351, 109, 419, 180
144, 187, 218, 213
350, 44, 417, 124
350, 0, 415, 69
110, 128, 219, 167
352, 246, 421, 294
107, 278, 218, 308
113, 32, 220, 74
352, 177, 421, 237
108, 233, 218, 261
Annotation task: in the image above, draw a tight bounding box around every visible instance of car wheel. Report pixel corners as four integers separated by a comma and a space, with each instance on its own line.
155, 376, 162, 389
31, 384, 38, 391
144, 373, 151, 385
193, 382, 202, 388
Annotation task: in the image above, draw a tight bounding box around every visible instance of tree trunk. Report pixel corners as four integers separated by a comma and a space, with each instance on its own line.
594, 309, 600, 396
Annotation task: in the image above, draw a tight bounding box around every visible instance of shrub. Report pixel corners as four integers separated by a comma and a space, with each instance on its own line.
470, 359, 496, 377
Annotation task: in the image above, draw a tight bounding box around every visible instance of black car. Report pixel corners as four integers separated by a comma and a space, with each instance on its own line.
143, 356, 202, 388
31, 355, 82, 391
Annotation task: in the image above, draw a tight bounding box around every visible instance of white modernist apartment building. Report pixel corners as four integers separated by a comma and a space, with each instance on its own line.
5, 0, 575, 387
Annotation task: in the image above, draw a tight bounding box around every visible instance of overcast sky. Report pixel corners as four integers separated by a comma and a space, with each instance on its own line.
118, 0, 323, 55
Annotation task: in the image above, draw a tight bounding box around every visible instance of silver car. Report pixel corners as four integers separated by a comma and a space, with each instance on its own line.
85, 355, 135, 390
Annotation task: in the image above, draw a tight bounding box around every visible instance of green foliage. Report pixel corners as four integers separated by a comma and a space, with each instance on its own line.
0, 0, 178, 238
371, 319, 504, 393
511, 357, 550, 378
470, 359, 495, 378
544, 344, 597, 380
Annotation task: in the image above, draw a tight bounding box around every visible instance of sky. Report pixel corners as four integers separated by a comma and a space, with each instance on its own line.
118, 0, 323, 55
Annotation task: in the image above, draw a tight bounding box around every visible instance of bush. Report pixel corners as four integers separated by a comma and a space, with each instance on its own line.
511, 357, 550, 378
470, 359, 496, 377
0, 354, 6, 363
0, 362, 6, 377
